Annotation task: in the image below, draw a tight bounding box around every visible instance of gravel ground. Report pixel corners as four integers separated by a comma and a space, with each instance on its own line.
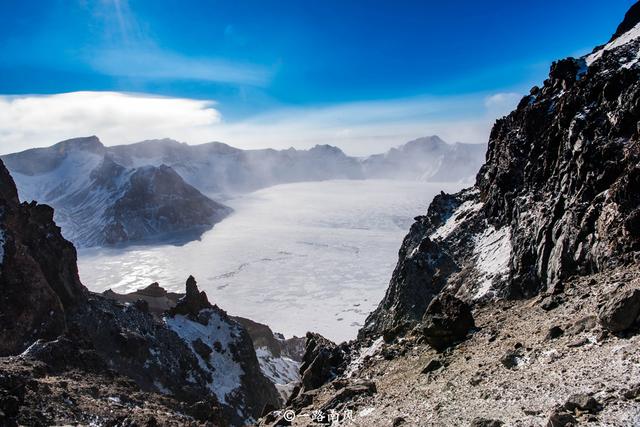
284, 266, 640, 427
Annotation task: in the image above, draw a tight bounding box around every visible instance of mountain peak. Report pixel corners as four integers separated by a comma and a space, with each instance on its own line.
53, 136, 105, 154
609, 1, 640, 42
308, 144, 345, 156
399, 135, 447, 152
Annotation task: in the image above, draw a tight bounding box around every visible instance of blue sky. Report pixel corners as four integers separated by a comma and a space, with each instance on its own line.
0, 0, 635, 154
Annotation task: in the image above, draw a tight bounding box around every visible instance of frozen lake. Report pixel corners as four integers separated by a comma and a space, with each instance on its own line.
78, 179, 466, 342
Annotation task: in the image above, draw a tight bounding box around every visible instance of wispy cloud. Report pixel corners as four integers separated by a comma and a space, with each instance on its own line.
67, 0, 270, 87
89, 49, 272, 86
484, 92, 522, 115
0, 90, 522, 156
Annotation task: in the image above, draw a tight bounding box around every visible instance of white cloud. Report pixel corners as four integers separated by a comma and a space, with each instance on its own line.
484, 92, 522, 116
0, 91, 520, 156
0, 92, 220, 153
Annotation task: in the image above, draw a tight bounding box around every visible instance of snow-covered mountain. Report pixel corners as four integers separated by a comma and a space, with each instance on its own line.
2, 136, 231, 247
362, 135, 486, 182
109, 139, 365, 194
109, 135, 485, 193
1, 135, 484, 247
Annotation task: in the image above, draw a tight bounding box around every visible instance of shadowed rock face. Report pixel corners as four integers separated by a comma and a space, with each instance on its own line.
105, 165, 231, 246
361, 5, 640, 339
0, 159, 86, 356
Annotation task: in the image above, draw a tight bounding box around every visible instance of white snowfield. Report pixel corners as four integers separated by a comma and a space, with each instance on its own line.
472, 225, 512, 299
164, 310, 244, 405
586, 22, 640, 66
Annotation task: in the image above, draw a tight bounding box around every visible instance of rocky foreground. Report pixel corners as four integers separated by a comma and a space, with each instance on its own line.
262, 267, 640, 426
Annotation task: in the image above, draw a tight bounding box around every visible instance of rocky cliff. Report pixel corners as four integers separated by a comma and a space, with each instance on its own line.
0, 157, 282, 426
260, 4, 640, 426
361, 4, 640, 339
0, 162, 85, 356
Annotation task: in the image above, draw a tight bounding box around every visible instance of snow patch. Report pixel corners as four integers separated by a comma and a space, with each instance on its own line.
430, 200, 483, 241
153, 380, 172, 395
164, 310, 244, 404
255, 346, 300, 400
472, 225, 512, 299
586, 22, 640, 66
345, 337, 384, 378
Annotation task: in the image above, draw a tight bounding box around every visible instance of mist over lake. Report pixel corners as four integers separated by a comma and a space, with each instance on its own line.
78, 179, 465, 341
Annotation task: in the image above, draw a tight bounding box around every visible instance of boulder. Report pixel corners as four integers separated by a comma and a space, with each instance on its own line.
546, 408, 577, 427
563, 393, 600, 413
421, 358, 443, 374
420, 293, 475, 351
546, 326, 564, 340
319, 381, 376, 411
470, 418, 504, 427
598, 288, 640, 333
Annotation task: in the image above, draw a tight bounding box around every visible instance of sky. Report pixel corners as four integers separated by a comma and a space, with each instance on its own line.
0, 0, 635, 155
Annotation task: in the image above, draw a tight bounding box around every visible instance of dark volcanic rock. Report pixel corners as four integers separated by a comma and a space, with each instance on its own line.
470, 418, 504, 427
421, 358, 443, 374
546, 326, 565, 340
168, 275, 213, 318
0, 159, 86, 356
360, 213, 460, 339
420, 293, 475, 351
598, 288, 640, 332
104, 164, 231, 246
288, 333, 349, 404
609, 1, 640, 42
563, 393, 600, 413
319, 380, 376, 412
546, 408, 577, 427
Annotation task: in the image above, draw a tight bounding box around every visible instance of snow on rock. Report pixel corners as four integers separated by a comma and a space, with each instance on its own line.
430, 199, 484, 241
472, 225, 512, 299
344, 336, 384, 378
164, 309, 244, 405
586, 22, 640, 66
255, 346, 300, 400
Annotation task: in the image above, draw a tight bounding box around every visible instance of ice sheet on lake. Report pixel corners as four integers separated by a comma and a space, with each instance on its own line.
78, 179, 466, 342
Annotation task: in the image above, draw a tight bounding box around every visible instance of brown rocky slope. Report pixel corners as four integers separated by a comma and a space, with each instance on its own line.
0, 158, 281, 426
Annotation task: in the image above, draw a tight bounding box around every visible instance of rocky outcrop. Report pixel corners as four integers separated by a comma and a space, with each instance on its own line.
362, 2, 640, 340
286, 332, 350, 409
105, 281, 305, 404
0, 159, 86, 356
419, 293, 475, 351
102, 282, 182, 316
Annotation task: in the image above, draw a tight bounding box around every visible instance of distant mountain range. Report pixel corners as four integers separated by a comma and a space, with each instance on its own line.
107, 135, 485, 194
2, 135, 485, 247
